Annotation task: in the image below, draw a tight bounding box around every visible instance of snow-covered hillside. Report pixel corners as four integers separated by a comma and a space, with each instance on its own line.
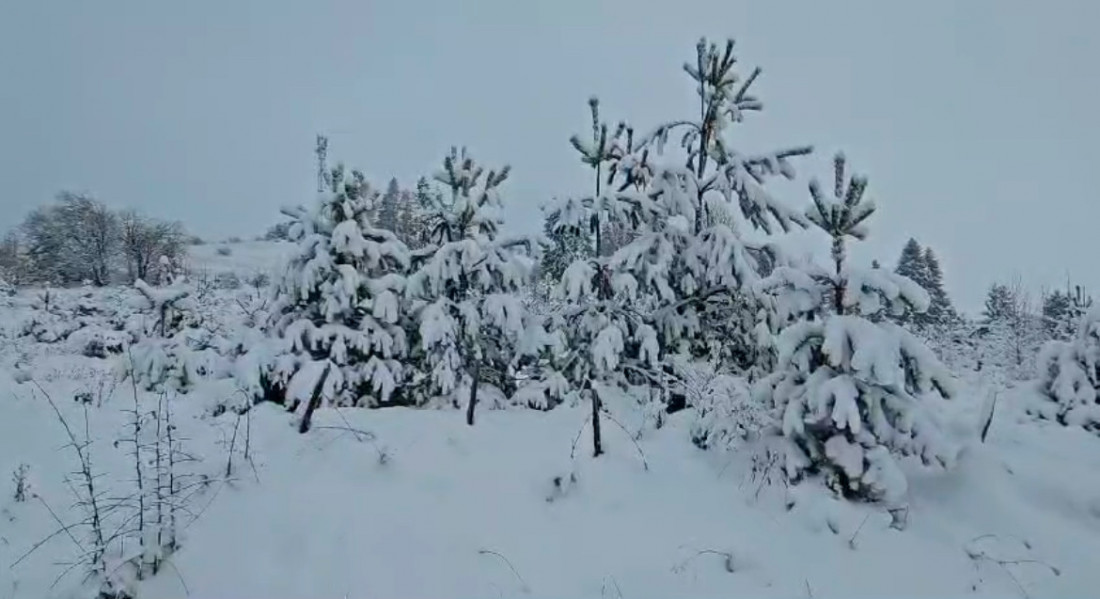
185, 240, 296, 280
1, 280, 1100, 599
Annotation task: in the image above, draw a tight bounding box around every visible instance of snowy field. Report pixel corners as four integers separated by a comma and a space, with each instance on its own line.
2, 266, 1100, 599
185, 239, 296, 281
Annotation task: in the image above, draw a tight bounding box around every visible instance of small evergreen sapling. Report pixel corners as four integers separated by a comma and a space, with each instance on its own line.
268, 164, 411, 422
754, 153, 957, 505
125, 279, 205, 393
545, 38, 814, 453
1033, 307, 1100, 433
405, 148, 539, 424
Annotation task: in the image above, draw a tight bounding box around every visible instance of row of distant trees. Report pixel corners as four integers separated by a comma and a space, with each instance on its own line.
0, 191, 188, 286
883, 237, 1092, 379
889, 236, 1090, 339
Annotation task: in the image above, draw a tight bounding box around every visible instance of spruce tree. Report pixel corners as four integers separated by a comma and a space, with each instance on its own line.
1042, 289, 1073, 340
895, 238, 926, 289
754, 154, 957, 505
983, 283, 1016, 324
922, 247, 956, 327
267, 165, 411, 422
378, 177, 401, 233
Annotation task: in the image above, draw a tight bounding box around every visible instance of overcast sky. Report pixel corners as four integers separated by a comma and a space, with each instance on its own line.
2, 0, 1097, 313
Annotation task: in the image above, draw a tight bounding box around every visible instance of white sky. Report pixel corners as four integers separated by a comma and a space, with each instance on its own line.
2, 0, 1098, 313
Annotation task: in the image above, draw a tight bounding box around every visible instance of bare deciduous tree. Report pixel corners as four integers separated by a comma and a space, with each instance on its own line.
20, 192, 119, 285
120, 210, 186, 284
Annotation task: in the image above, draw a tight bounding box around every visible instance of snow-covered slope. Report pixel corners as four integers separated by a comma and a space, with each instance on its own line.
3, 363, 1100, 598
1, 259, 1099, 599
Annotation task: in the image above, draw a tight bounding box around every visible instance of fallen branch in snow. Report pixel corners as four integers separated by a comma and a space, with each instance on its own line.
477, 549, 531, 594
964, 534, 1061, 598
312, 425, 375, 439
672, 547, 735, 574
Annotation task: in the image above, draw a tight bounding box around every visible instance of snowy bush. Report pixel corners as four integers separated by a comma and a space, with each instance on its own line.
754, 154, 958, 505
68, 326, 130, 358
124, 279, 212, 393
683, 360, 771, 450
1031, 308, 1100, 432
214, 271, 241, 289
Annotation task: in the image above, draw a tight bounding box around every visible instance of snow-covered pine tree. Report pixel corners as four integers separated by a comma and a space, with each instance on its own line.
546, 39, 812, 453
1068, 284, 1093, 329
979, 279, 1043, 378
415, 176, 437, 211
754, 153, 957, 505
1033, 307, 1100, 433
395, 187, 425, 248
983, 283, 1016, 324
636, 38, 812, 374
892, 239, 956, 329
267, 164, 410, 426
922, 247, 957, 327
378, 178, 401, 233
405, 147, 537, 425
895, 239, 927, 286
539, 208, 593, 290
1042, 288, 1073, 340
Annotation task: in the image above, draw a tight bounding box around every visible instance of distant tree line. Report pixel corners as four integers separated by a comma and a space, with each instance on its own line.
0, 191, 188, 286
262, 171, 439, 250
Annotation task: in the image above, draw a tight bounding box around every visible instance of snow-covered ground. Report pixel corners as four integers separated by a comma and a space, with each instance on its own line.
185, 240, 296, 280
2, 262, 1100, 599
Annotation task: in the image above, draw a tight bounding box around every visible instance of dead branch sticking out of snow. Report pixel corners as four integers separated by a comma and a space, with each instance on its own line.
477, 549, 531, 594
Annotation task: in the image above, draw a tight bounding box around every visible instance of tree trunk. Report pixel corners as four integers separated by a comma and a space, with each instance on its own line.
590, 383, 603, 457
466, 362, 481, 426
298, 364, 330, 434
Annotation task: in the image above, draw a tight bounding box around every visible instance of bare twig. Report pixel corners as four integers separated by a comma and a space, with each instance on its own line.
570, 414, 593, 460
672, 547, 735, 574
964, 534, 1061, 599
164, 558, 191, 596
599, 408, 649, 471
478, 549, 531, 593
848, 514, 871, 549
225, 411, 242, 479
33, 382, 110, 584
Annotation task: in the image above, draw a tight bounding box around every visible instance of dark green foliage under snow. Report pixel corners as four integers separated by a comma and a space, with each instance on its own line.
892, 238, 957, 329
